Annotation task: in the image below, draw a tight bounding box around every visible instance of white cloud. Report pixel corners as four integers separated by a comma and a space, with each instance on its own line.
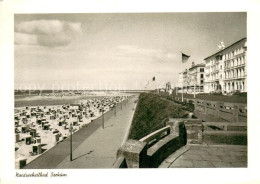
15, 19, 82, 47
15, 32, 38, 45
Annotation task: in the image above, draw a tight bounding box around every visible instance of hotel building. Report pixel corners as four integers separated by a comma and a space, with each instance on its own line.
204, 38, 247, 93
178, 62, 205, 94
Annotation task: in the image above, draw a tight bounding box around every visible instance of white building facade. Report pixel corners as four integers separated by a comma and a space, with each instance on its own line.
204, 38, 247, 93
178, 62, 205, 94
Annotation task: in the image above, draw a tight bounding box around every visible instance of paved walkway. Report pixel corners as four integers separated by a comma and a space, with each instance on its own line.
24, 95, 138, 169
160, 144, 247, 168
56, 94, 138, 168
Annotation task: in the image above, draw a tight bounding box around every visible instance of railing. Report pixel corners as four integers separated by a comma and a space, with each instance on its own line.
174, 97, 247, 122
139, 126, 171, 146
174, 97, 195, 104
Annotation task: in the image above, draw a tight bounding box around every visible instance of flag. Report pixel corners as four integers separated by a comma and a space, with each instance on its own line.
182, 53, 190, 63
152, 77, 155, 81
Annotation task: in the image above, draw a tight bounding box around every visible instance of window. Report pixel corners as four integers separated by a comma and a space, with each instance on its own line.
200, 68, 204, 72
241, 57, 244, 64
200, 74, 204, 78
201, 80, 203, 84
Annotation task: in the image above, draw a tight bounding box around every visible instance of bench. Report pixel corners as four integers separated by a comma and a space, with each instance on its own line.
139, 123, 186, 168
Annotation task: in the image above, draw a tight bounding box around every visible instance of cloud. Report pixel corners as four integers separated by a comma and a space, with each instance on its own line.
15, 32, 38, 45
15, 19, 82, 47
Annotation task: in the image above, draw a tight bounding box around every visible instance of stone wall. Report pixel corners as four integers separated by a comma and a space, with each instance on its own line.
115, 118, 247, 168
175, 97, 247, 122
116, 119, 188, 168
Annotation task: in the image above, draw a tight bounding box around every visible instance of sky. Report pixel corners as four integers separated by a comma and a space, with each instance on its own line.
14, 13, 247, 90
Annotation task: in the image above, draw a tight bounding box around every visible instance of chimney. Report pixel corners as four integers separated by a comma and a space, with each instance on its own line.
192, 62, 195, 67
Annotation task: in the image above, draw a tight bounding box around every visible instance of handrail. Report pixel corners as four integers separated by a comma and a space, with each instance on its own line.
176, 97, 247, 122
202, 122, 247, 126
139, 125, 171, 145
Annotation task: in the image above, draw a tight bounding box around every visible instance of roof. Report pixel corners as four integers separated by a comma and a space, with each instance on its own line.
189, 63, 205, 70
180, 63, 205, 74
204, 38, 247, 60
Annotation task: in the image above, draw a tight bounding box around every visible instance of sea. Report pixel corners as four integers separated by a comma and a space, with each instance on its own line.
14, 90, 142, 107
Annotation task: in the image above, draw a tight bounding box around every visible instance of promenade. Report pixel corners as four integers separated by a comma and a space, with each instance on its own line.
23, 94, 138, 169
160, 144, 247, 168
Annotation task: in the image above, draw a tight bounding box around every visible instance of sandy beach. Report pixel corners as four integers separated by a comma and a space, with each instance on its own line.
15, 93, 131, 169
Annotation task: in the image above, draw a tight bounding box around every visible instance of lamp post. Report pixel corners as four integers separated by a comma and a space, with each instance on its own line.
114, 103, 117, 117
191, 74, 197, 99
193, 75, 196, 99
70, 122, 73, 161
102, 108, 104, 129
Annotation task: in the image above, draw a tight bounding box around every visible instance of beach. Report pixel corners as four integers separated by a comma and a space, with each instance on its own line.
15, 92, 131, 169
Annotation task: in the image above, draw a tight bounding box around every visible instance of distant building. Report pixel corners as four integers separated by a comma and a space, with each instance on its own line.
178, 62, 205, 94
166, 82, 173, 95
204, 38, 247, 93
166, 82, 171, 91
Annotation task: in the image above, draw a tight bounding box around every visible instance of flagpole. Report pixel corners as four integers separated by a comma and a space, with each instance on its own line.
194, 77, 196, 98
157, 72, 159, 95
181, 51, 184, 102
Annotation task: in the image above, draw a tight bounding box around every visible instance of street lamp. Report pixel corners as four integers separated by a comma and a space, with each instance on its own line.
69, 122, 73, 161
102, 107, 104, 129
193, 75, 197, 99
114, 103, 117, 117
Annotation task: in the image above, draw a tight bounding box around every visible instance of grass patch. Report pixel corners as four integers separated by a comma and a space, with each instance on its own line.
128, 93, 188, 140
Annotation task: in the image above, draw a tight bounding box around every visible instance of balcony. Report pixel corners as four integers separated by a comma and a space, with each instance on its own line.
225, 63, 245, 71
224, 52, 245, 62
215, 53, 223, 61
211, 70, 219, 74
233, 63, 245, 69
234, 52, 245, 58
224, 75, 246, 80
